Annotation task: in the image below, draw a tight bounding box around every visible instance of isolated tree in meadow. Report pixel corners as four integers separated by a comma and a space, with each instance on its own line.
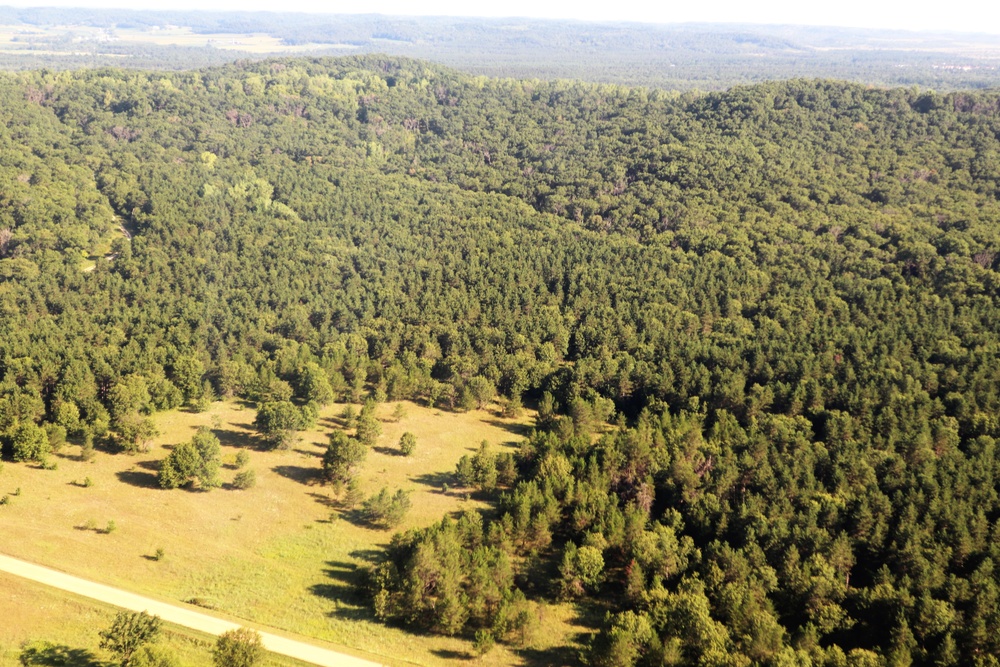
235, 449, 250, 469
253, 400, 302, 449
115, 414, 159, 454
322, 430, 366, 486
213, 628, 263, 667
232, 468, 256, 490
355, 399, 381, 446
343, 477, 364, 509
99, 610, 161, 667
399, 431, 416, 456
455, 454, 475, 487
158, 427, 221, 489
362, 487, 411, 528
340, 404, 357, 428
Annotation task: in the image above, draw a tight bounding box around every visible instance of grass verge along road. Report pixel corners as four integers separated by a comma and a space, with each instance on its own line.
0, 553, 383, 667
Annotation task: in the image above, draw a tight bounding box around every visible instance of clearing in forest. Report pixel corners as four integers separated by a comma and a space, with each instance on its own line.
0, 400, 586, 666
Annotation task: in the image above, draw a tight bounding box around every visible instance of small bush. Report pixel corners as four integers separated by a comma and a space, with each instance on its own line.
474, 630, 496, 656
361, 488, 411, 528
0, 495, 9, 506
131, 644, 179, 667
154, 547, 165, 561
213, 627, 263, 667
343, 478, 364, 509
13, 487, 21, 496
45, 423, 68, 452
232, 469, 256, 490
234, 450, 250, 469
340, 404, 357, 427
500, 394, 524, 418
105, 520, 117, 534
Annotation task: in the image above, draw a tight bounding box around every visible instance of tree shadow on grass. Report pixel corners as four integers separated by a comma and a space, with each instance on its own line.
411, 471, 457, 492
348, 548, 385, 563
334, 508, 371, 529
320, 416, 352, 431
372, 446, 404, 457
293, 447, 323, 458
515, 643, 584, 666
18, 642, 108, 667
307, 491, 338, 509
430, 649, 472, 661
309, 560, 376, 622
115, 468, 160, 489
483, 418, 534, 439
272, 465, 319, 485
211, 428, 259, 450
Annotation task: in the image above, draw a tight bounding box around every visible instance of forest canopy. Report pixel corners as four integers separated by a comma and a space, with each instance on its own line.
1, 56, 1000, 665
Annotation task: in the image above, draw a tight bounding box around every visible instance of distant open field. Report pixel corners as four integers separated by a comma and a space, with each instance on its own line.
0, 24, 357, 56
0, 400, 588, 666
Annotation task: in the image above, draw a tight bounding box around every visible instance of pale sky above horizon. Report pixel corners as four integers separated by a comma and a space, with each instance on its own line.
4, 0, 1000, 35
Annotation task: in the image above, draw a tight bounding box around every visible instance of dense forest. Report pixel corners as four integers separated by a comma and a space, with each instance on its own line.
1, 7, 1000, 90
2, 56, 1000, 665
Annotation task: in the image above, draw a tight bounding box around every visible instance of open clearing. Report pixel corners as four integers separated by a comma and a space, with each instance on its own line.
0, 24, 358, 55
0, 400, 588, 666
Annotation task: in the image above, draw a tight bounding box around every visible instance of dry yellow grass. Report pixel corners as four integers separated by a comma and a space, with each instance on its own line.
0, 400, 588, 666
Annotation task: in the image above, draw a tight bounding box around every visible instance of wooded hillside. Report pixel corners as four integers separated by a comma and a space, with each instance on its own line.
2, 57, 1000, 665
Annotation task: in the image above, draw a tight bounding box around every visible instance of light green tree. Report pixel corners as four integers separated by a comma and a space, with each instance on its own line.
213, 628, 263, 667
99, 611, 161, 667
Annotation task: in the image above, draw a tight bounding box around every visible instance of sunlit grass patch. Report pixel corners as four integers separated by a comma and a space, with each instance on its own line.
0, 399, 592, 665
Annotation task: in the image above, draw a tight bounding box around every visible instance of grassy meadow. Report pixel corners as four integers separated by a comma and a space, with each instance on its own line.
0, 400, 590, 666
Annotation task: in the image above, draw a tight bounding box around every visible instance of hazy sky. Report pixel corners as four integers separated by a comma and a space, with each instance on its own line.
5, 0, 1000, 34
